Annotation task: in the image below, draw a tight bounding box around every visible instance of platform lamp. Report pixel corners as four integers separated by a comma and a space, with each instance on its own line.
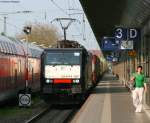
23, 26, 31, 92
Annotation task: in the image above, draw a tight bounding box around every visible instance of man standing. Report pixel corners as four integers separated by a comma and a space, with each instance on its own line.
130, 66, 147, 113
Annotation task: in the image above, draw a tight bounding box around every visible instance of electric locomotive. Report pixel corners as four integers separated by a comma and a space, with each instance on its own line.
41, 40, 93, 103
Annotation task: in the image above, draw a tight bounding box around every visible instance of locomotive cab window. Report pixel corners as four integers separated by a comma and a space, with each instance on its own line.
45, 52, 81, 65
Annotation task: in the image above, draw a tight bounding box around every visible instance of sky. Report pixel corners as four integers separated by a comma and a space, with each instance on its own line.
0, 0, 101, 50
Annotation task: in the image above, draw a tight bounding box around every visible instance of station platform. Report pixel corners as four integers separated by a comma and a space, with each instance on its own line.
71, 73, 150, 123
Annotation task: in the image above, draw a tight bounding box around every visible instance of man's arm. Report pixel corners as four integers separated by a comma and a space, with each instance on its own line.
130, 73, 135, 81
130, 76, 135, 81
144, 74, 147, 92
144, 83, 147, 93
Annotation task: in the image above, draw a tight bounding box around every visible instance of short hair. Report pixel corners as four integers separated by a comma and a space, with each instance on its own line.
137, 65, 142, 69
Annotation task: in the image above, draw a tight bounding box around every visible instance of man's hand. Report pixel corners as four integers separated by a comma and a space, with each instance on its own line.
130, 76, 135, 81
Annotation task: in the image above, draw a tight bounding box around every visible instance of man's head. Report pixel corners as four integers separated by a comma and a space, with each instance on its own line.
137, 66, 142, 73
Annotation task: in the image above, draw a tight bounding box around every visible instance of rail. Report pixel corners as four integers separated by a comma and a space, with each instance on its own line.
25, 105, 52, 123
24, 105, 78, 123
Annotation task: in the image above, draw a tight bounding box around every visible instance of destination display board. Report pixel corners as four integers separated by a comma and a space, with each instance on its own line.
101, 37, 120, 51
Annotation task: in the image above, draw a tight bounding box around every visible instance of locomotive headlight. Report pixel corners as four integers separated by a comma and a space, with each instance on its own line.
73, 79, 79, 83
46, 79, 50, 83
46, 79, 53, 83
75, 80, 79, 83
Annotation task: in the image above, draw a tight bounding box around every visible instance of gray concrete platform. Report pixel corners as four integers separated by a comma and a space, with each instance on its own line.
71, 73, 150, 123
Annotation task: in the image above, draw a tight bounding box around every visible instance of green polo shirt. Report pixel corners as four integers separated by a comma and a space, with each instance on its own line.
132, 72, 146, 88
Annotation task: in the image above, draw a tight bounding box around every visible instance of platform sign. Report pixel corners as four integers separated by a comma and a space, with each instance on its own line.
114, 27, 128, 40
120, 40, 133, 50
114, 27, 141, 41
101, 37, 119, 51
19, 94, 31, 107
128, 28, 141, 41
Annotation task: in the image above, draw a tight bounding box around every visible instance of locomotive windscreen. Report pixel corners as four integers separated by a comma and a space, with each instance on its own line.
44, 51, 81, 79
45, 52, 81, 65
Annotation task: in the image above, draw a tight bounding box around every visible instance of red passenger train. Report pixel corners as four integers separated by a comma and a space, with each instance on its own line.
0, 36, 43, 103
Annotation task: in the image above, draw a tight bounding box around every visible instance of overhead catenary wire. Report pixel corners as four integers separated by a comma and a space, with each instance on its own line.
0, 0, 88, 43
67, 0, 71, 12
49, 0, 83, 40
49, 0, 88, 42
50, 0, 69, 15
0, 1, 20, 3
69, 12, 86, 41
0, 11, 33, 35
67, 0, 86, 41
0, 17, 22, 31
0, 0, 86, 38
67, 0, 83, 38
72, 0, 78, 10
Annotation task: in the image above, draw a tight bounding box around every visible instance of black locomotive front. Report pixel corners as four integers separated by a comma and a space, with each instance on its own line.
41, 48, 92, 103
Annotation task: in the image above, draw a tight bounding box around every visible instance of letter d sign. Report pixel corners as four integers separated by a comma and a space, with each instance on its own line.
128, 28, 141, 41
130, 29, 137, 38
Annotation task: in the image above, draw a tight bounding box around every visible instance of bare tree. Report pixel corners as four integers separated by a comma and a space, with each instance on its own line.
16, 22, 60, 47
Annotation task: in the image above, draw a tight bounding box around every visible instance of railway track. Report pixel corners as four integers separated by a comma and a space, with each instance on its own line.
25, 105, 78, 123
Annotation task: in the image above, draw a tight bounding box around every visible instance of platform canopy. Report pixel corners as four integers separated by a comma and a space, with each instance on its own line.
79, 0, 150, 40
